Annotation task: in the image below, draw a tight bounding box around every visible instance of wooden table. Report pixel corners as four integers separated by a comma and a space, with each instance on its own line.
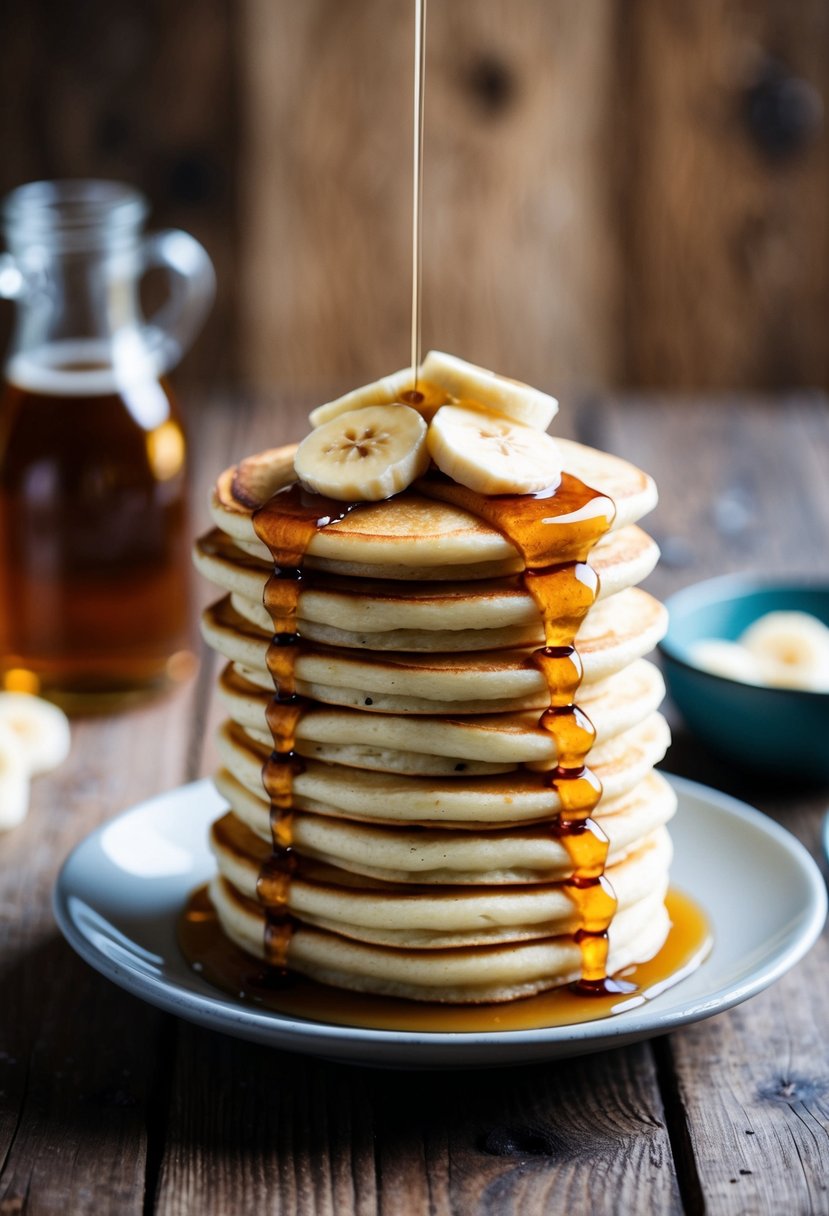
2, 392, 828, 1216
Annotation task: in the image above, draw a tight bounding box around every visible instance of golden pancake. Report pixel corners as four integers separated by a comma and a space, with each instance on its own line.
213, 767, 676, 884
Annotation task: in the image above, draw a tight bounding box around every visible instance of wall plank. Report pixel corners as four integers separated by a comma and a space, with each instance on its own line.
240, 0, 619, 399
620, 0, 829, 389
0, 0, 240, 385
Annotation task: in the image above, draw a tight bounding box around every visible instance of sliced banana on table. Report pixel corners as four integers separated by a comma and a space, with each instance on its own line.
0, 691, 72, 774
427, 403, 562, 495
0, 721, 30, 831
294, 404, 430, 501
0, 693, 71, 831
421, 350, 559, 431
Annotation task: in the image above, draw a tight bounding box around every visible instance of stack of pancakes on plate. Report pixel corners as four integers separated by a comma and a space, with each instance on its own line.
193, 426, 674, 1004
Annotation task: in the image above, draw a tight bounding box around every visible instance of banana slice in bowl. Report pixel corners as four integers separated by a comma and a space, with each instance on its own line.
660, 576, 829, 781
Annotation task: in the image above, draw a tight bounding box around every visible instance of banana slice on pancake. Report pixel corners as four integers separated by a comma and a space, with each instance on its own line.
307, 352, 558, 434
294, 405, 429, 501
211, 437, 656, 563
427, 405, 562, 495
420, 350, 558, 430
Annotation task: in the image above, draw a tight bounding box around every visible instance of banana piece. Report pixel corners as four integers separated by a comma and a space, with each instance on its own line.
309, 367, 453, 428
0, 692, 71, 775
309, 368, 416, 428
427, 404, 562, 495
294, 404, 430, 501
0, 721, 30, 830
421, 350, 558, 431
690, 639, 766, 686
740, 611, 829, 691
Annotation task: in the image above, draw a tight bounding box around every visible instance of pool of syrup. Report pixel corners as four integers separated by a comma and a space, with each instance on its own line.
179, 885, 711, 1032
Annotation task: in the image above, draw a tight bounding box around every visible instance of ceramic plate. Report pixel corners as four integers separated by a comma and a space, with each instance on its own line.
53, 776, 826, 1068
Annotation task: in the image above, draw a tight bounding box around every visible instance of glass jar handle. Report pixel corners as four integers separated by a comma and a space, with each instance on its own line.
0, 253, 25, 300
140, 230, 215, 373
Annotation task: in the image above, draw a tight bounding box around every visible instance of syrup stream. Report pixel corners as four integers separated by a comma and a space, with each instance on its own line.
411, 0, 427, 387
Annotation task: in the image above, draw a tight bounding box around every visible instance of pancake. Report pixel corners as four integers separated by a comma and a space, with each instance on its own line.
216, 711, 671, 824
201, 588, 668, 713
209, 872, 670, 1002
210, 438, 657, 571
211, 814, 672, 947
214, 767, 677, 884
217, 658, 665, 769
193, 524, 660, 633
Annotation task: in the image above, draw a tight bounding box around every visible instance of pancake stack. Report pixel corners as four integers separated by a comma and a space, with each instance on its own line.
194, 355, 673, 1003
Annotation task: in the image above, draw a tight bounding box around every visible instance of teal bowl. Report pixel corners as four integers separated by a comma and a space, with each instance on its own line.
659, 576, 829, 783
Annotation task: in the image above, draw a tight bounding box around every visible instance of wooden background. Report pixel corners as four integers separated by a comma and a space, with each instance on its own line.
1, 0, 828, 399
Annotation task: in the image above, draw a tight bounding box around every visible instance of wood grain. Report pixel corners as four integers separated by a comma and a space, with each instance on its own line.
602, 394, 829, 1214
620, 0, 829, 390
0, 0, 240, 386
0, 696, 192, 1215
154, 1035, 681, 1216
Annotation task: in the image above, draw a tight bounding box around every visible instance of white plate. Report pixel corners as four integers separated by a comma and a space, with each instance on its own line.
53, 775, 826, 1068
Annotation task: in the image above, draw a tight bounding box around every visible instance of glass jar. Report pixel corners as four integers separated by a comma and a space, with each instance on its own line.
0, 180, 215, 709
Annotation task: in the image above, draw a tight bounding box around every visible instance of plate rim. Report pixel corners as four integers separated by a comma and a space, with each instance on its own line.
53, 773, 828, 1056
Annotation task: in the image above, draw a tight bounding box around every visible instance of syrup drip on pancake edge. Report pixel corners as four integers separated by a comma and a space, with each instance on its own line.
251, 435, 631, 997
420, 471, 632, 996
252, 485, 362, 974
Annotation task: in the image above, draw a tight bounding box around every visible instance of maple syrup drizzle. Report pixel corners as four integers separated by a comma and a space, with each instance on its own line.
251, 484, 361, 973
420, 473, 628, 995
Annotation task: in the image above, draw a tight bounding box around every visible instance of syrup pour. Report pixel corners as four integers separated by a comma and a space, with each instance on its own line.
420, 473, 630, 995
251, 484, 361, 972
410, 0, 427, 386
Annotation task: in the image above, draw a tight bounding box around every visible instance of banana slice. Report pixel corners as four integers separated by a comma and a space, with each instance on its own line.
309, 367, 453, 428
421, 351, 558, 431
740, 611, 829, 691
309, 367, 416, 429
294, 404, 430, 501
427, 404, 562, 495
0, 721, 30, 830
690, 639, 766, 686
0, 692, 71, 775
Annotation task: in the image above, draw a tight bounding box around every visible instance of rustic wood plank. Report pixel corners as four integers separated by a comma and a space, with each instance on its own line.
602, 394, 829, 1213
0, 395, 240, 1213
0, 697, 191, 1215
619, 1, 829, 390
155, 1034, 681, 1216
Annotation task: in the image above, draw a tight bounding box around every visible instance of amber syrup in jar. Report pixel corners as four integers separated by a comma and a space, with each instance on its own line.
0, 350, 192, 707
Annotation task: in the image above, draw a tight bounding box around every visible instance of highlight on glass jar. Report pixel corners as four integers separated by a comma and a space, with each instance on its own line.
0, 180, 215, 711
